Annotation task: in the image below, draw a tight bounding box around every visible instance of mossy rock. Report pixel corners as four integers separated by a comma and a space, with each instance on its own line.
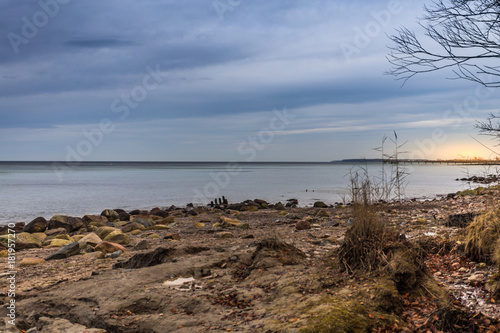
146, 233, 160, 239
95, 226, 121, 240
273, 202, 286, 211
458, 187, 486, 196
147, 225, 171, 230
31, 232, 47, 243
55, 234, 74, 241
313, 201, 328, 208
241, 205, 259, 212
130, 230, 143, 236
220, 217, 243, 227
162, 216, 175, 224
0, 250, 8, 258
47, 239, 73, 248
104, 231, 130, 245
193, 223, 206, 229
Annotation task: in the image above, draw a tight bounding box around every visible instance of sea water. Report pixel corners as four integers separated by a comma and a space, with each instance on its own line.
0, 161, 492, 224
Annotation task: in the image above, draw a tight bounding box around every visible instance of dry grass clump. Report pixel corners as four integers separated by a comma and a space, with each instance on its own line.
465, 209, 500, 263
338, 203, 399, 273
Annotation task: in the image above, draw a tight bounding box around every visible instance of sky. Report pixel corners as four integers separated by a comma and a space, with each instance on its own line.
1, 0, 500, 162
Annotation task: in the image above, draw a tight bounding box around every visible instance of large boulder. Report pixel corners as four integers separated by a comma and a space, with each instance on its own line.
77, 232, 102, 248
45, 241, 81, 260
313, 201, 329, 208
23, 216, 48, 233
0, 232, 42, 250
82, 215, 108, 227
118, 211, 131, 221
101, 209, 120, 222
48, 215, 83, 232
150, 208, 169, 218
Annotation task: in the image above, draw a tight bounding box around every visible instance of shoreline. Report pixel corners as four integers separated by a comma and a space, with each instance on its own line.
1, 188, 500, 331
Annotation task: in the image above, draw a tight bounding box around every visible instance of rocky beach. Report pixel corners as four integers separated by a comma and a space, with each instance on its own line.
2, 190, 500, 332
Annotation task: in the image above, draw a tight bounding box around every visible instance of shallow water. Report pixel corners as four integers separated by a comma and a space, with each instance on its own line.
0, 161, 491, 224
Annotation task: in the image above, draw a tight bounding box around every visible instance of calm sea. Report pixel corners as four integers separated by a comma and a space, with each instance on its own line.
0, 161, 493, 224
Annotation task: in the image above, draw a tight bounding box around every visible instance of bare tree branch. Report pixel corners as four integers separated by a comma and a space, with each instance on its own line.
387, 0, 500, 87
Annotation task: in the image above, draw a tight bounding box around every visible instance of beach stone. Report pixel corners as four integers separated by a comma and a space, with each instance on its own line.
47, 239, 73, 248
55, 234, 74, 241
238, 223, 250, 230
134, 239, 150, 250
113, 247, 175, 269
31, 232, 47, 242
187, 208, 199, 216
71, 234, 85, 242
48, 215, 84, 232
133, 218, 154, 228
45, 241, 81, 260
0, 232, 42, 249
146, 233, 160, 239
215, 232, 235, 239
106, 250, 123, 258
95, 241, 126, 254
130, 229, 142, 235
241, 205, 259, 212
273, 202, 286, 211
161, 216, 175, 224
77, 232, 102, 248
118, 211, 131, 221
95, 226, 121, 240
322, 220, 340, 227
151, 208, 169, 218
112, 221, 128, 228
104, 231, 130, 245
19, 257, 46, 266
164, 233, 181, 241
254, 199, 269, 206
295, 220, 312, 230
147, 224, 171, 230
122, 222, 146, 233
82, 215, 108, 227
38, 316, 107, 333
101, 209, 120, 222
23, 216, 48, 233
193, 222, 205, 229
0, 250, 7, 257
313, 201, 328, 208
220, 217, 243, 227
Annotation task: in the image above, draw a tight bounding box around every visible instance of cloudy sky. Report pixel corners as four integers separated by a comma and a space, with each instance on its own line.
1, 0, 499, 162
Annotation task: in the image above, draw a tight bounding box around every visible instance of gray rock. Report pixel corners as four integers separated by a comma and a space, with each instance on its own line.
132, 218, 153, 228
134, 239, 150, 250
45, 242, 80, 260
